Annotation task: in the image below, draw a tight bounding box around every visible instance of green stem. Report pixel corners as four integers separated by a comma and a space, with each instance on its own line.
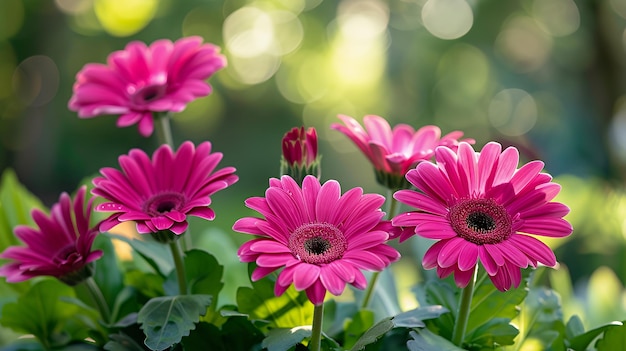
84, 276, 111, 324
309, 303, 324, 351
451, 266, 478, 347
169, 241, 188, 294
360, 192, 399, 309
155, 112, 175, 148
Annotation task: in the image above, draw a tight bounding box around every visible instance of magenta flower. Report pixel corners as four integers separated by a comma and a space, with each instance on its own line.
331, 114, 474, 189
68, 36, 226, 137
92, 141, 238, 237
392, 142, 572, 291
0, 187, 103, 285
233, 175, 400, 305
280, 126, 321, 183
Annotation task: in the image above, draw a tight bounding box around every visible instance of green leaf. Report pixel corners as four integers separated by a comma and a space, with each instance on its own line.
220, 316, 266, 350
567, 320, 622, 350
262, 326, 312, 351
515, 287, 566, 351
137, 294, 212, 351
103, 233, 172, 277
406, 329, 465, 351
91, 235, 124, 320
322, 300, 358, 338
349, 317, 395, 351
0, 168, 44, 250
181, 322, 225, 351
236, 268, 313, 329
0, 279, 84, 348
124, 269, 164, 298
392, 305, 449, 328
343, 309, 375, 349
413, 280, 457, 338
104, 333, 147, 351
466, 318, 519, 348
0, 169, 45, 296
182, 249, 224, 303
346, 305, 450, 351
590, 321, 626, 351
466, 269, 529, 336
565, 315, 585, 340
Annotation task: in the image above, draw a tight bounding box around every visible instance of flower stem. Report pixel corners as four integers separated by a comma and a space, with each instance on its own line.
309, 303, 324, 351
169, 240, 188, 294
84, 276, 111, 324
155, 112, 175, 148
451, 265, 478, 347
360, 192, 399, 309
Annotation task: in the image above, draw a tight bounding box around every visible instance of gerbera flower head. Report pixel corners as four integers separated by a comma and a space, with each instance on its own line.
92, 141, 238, 242
68, 36, 226, 137
392, 142, 572, 291
233, 175, 400, 305
331, 114, 474, 190
0, 186, 103, 286
280, 126, 321, 183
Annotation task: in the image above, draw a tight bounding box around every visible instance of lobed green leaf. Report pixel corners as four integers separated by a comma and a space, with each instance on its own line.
137, 294, 212, 351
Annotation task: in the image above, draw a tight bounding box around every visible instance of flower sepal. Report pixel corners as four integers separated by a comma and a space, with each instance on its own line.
279, 157, 321, 184
150, 230, 181, 244
58, 262, 95, 286
375, 168, 411, 191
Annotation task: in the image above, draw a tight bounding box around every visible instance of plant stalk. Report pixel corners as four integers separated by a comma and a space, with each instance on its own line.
84, 276, 111, 324
360, 192, 399, 309
451, 265, 478, 347
309, 303, 324, 351
169, 240, 188, 294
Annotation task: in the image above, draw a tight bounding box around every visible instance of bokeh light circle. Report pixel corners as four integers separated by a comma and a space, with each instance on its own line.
421, 0, 473, 40
488, 88, 537, 136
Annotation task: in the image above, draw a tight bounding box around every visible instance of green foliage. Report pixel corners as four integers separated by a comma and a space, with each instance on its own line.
567, 318, 623, 351
0, 169, 44, 250
343, 310, 375, 349
236, 268, 313, 329
508, 287, 565, 351
407, 329, 465, 351
104, 233, 173, 277
0, 279, 90, 349
262, 326, 312, 351
137, 294, 212, 351
596, 322, 626, 351
348, 305, 449, 351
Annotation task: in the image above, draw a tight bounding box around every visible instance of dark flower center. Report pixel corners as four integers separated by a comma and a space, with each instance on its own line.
130, 84, 167, 105
288, 223, 347, 265
53, 245, 82, 266
449, 198, 512, 245
143, 192, 185, 216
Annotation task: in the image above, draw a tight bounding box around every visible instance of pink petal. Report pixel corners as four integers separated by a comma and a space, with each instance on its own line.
293, 263, 321, 290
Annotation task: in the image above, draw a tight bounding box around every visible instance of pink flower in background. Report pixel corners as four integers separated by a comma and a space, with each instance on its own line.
392, 142, 572, 291
68, 36, 226, 137
234, 175, 400, 305
331, 114, 474, 189
0, 187, 103, 285
282, 126, 318, 168
280, 126, 321, 183
92, 141, 238, 236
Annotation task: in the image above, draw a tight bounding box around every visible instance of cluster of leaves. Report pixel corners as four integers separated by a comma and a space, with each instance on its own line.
0, 167, 625, 351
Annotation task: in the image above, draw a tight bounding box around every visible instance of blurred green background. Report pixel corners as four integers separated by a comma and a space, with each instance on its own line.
1, 0, 626, 334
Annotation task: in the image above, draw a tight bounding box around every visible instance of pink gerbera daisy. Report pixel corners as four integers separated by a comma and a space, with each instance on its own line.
392, 142, 572, 291
331, 114, 474, 190
68, 36, 226, 137
92, 141, 238, 238
0, 186, 103, 285
233, 175, 400, 305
